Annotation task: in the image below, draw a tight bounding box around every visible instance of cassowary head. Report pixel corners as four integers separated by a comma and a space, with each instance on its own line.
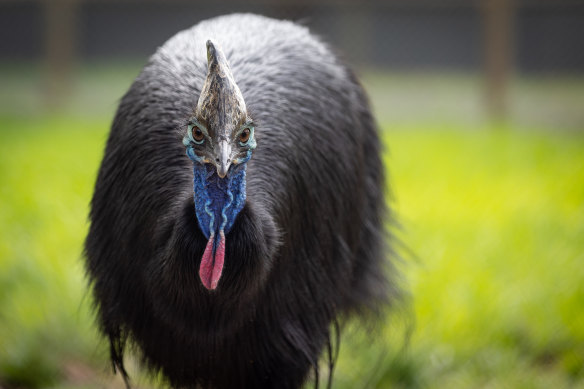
182, 40, 257, 291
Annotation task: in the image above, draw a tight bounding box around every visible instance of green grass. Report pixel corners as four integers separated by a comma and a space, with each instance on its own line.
0, 116, 583, 388
377, 126, 584, 388
0, 117, 108, 387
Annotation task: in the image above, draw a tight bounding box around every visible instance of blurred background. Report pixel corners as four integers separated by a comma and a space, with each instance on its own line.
0, 0, 583, 388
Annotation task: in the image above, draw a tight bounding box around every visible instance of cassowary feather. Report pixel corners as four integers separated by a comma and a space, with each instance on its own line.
85, 13, 398, 389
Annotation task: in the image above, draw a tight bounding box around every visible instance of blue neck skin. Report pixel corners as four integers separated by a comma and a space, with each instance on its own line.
187, 149, 252, 244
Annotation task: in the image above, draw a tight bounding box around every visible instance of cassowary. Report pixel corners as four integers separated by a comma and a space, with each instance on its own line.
85, 13, 397, 389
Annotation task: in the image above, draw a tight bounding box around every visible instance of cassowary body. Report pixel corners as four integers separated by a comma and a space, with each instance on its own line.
85, 14, 393, 389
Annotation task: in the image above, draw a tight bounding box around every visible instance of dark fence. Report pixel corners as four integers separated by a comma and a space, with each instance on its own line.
1, 0, 583, 120
1, 0, 583, 72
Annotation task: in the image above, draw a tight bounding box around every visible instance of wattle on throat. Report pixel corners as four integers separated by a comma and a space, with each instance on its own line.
192, 163, 247, 290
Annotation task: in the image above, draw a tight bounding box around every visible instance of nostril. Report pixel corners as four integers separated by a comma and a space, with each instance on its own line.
215, 157, 220, 163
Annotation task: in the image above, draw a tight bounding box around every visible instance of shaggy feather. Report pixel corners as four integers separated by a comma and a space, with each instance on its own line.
85, 13, 398, 389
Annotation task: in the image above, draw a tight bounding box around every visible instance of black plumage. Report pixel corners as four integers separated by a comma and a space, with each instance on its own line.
85, 13, 398, 389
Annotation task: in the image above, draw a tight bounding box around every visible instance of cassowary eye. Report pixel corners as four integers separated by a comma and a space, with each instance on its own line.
192, 126, 205, 143
239, 128, 251, 144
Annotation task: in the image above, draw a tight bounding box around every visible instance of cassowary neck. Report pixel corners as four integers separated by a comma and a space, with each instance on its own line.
193, 163, 247, 241
192, 162, 248, 289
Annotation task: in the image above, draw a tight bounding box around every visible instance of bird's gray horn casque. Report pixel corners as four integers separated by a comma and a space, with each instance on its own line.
196, 40, 247, 178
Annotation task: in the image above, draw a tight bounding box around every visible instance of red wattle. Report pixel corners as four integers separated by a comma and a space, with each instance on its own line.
199, 236, 215, 290
199, 233, 226, 290
210, 234, 225, 290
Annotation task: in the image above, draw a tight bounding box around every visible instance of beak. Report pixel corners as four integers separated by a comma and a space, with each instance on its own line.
215, 140, 232, 178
